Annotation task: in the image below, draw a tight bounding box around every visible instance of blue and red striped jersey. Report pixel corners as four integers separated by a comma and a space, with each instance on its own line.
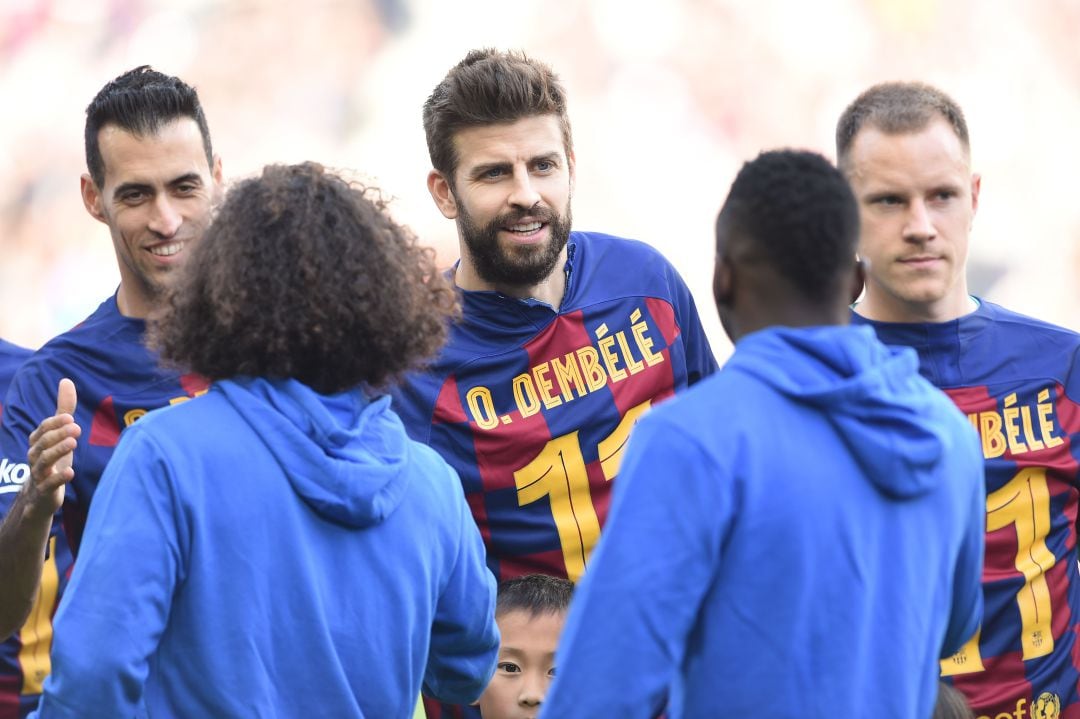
0, 295, 207, 718
394, 232, 717, 585
0, 339, 31, 424
856, 299, 1080, 719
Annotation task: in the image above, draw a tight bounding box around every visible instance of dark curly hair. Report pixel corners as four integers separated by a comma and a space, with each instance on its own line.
495, 574, 573, 619
717, 149, 859, 304
423, 48, 573, 186
85, 65, 213, 188
835, 81, 969, 172
150, 162, 458, 393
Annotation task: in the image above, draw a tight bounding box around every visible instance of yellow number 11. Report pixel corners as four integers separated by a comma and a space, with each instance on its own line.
513, 400, 652, 582
941, 467, 1056, 676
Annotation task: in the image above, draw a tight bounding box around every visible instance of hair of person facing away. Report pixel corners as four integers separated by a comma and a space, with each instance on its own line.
495, 574, 574, 619
716, 149, 859, 304
422, 48, 573, 185
150, 161, 459, 394
835, 81, 970, 172
85, 65, 214, 188
931, 682, 975, 719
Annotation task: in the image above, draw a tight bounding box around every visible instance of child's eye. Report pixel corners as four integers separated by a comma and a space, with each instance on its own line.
548, 667, 557, 678
498, 662, 521, 674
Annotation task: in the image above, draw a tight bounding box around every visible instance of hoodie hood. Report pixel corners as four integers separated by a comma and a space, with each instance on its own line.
726, 325, 947, 498
218, 377, 410, 528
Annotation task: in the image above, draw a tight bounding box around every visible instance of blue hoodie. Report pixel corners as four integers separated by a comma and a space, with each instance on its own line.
542, 325, 985, 719
32, 378, 499, 718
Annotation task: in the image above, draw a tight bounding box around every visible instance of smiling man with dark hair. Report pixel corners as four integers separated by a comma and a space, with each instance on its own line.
0, 66, 221, 716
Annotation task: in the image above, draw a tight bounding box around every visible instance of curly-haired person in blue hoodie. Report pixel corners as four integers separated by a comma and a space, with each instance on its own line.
542, 150, 986, 719
29, 162, 500, 719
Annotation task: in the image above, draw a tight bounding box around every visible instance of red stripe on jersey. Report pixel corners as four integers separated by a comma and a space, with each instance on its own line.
0, 674, 19, 719
645, 296, 679, 345
87, 396, 119, 447
433, 376, 468, 426
953, 649, 1033, 715
464, 491, 491, 546
496, 549, 568, 581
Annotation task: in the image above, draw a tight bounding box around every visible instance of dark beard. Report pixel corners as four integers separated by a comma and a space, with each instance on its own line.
457, 203, 572, 288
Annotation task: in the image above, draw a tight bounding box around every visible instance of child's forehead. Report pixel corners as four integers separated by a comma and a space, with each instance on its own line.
495, 608, 567, 638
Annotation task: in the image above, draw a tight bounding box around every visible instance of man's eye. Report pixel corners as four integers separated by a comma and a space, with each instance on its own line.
498, 662, 521, 674
535, 160, 554, 172
483, 168, 505, 179
121, 192, 145, 203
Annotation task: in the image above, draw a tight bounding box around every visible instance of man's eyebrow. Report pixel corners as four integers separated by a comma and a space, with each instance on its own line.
468, 161, 512, 177
111, 182, 153, 199
168, 173, 204, 187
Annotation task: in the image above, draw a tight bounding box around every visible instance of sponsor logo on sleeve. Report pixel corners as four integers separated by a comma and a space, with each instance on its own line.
0, 457, 30, 494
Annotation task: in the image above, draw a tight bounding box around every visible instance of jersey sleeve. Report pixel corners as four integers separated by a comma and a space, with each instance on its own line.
422, 461, 499, 705
663, 260, 718, 386
0, 360, 65, 523
542, 410, 729, 718
32, 426, 184, 718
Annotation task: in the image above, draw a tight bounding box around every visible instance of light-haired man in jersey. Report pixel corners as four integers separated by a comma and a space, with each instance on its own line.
840, 81, 1080, 718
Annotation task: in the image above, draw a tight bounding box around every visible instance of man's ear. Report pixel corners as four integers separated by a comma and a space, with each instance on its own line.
850, 256, 866, 305
427, 170, 458, 219
80, 174, 107, 225
712, 255, 734, 309
567, 148, 576, 197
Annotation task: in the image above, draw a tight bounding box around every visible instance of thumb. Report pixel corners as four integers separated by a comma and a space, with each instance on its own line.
56, 378, 77, 416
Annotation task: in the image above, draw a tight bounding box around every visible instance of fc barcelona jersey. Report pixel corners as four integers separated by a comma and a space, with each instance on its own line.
856, 299, 1080, 719
0, 295, 207, 719
394, 232, 717, 585
0, 339, 31, 423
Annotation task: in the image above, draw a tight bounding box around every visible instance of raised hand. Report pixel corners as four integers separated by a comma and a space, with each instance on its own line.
24, 379, 80, 520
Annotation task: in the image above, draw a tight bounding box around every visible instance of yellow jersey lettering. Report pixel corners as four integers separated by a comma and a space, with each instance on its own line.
631, 316, 665, 367
123, 408, 148, 427
615, 330, 645, 376
1037, 389, 1065, 449
597, 335, 626, 383
1019, 405, 1045, 452
979, 411, 1007, 459
550, 352, 586, 402
466, 386, 500, 430
512, 374, 541, 419
577, 346, 608, 392
532, 362, 562, 410
1002, 394, 1028, 455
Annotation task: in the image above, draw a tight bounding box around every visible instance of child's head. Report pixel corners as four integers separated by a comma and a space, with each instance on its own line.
478, 574, 573, 719
932, 682, 974, 719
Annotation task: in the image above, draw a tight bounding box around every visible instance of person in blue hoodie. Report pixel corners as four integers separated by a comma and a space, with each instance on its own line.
29, 161, 500, 719
541, 150, 986, 719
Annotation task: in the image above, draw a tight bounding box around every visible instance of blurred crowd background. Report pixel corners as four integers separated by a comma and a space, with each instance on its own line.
2, 0, 1078, 359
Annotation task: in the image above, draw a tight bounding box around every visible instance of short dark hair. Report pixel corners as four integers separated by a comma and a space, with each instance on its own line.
150, 162, 458, 394
495, 574, 573, 619
423, 48, 573, 183
717, 150, 859, 304
835, 81, 969, 171
85, 65, 213, 188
